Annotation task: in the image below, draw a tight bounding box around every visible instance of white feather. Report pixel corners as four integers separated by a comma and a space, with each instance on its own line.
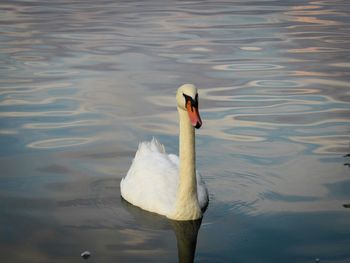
120, 138, 208, 217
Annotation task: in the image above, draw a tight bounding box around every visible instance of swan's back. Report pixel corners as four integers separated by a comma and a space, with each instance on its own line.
120, 139, 208, 217
121, 139, 179, 216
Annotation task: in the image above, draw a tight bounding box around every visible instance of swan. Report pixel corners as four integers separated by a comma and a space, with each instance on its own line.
120, 84, 208, 221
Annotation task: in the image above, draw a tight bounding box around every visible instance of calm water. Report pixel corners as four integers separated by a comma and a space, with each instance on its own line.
1, 0, 350, 262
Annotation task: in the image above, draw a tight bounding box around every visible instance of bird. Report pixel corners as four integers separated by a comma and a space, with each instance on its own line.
120, 84, 208, 221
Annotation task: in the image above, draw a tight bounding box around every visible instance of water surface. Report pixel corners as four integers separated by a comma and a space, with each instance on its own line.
1, 0, 350, 262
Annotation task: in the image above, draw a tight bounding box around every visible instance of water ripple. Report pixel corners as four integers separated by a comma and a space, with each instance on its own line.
213, 63, 284, 71
1, 0, 350, 261
27, 137, 95, 149
0, 0, 349, 221
22, 120, 106, 130
289, 135, 350, 155
250, 80, 303, 88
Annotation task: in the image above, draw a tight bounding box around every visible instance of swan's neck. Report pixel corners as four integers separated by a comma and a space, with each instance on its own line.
171, 108, 202, 220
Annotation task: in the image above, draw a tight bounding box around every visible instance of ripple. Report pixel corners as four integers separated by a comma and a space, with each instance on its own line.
288, 135, 350, 154
0, 82, 72, 96
0, 129, 18, 135
190, 47, 212, 52
235, 108, 350, 126
213, 63, 284, 71
12, 54, 47, 62
239, 46, 262, 51
35, 70, 79, 77
0, 107, 86, 118
250, 80, 303, 88
0, 97, 56, 106
22, 120, 105, 130
27, 137, 94, 149
23, 61, 50, 67
0, 0, 349, 261
287, 47, 346, 53
0, 64, 18, 71
329, 62, 350, 68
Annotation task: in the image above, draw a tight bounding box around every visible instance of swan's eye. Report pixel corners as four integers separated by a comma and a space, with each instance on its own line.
183, 93, 198, 110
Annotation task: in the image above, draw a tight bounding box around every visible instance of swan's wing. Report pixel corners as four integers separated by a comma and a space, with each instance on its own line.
168, 154, 179, 166
196, 171, 209, 210
121, 138, 208, 214
121, 139, 179, 216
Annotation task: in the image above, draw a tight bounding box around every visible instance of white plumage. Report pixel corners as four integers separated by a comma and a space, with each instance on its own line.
120, 138, 208, 217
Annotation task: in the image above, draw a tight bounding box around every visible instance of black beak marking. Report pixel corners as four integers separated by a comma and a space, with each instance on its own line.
183, 93, 198, 110
194, 122, 201, 129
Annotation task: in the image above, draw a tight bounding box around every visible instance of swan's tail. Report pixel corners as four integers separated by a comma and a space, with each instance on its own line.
135, 137, 166, 158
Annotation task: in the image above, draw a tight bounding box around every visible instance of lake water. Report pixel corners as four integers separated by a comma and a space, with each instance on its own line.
1, 0, 350, 262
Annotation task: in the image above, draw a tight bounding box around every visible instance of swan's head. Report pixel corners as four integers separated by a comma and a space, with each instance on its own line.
176, 84, 202, 129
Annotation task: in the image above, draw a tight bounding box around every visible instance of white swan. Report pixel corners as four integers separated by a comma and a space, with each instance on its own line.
120, 84, 208, 221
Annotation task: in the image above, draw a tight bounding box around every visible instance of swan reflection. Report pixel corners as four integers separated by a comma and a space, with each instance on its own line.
121, 198, 202, 263
171, 219, 202, 263
344, 153, 350, 209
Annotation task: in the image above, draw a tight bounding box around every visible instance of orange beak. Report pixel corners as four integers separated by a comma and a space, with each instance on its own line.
186, 100, 202, 129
